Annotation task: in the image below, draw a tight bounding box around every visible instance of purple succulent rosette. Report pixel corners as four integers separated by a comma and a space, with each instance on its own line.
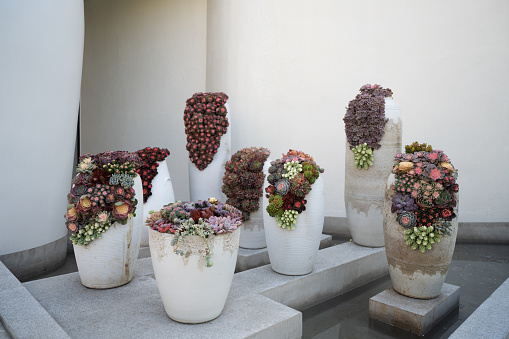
391, 144, 459, 252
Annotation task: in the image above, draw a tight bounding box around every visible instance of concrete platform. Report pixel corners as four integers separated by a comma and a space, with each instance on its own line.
235, 233, 332, 272
449, 277, 509, 339
369, 284, 460, 336
5, 242, 388, 339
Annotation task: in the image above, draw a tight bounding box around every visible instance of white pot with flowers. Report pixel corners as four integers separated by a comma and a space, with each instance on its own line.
222, 147, 271, 249
65, 151, 143, 289
146, 198, 242, 323
263, 150, 325, 276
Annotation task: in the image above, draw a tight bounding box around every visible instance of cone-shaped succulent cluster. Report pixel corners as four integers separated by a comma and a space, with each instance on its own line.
352, 143, 374, 169
222, 147, 270, 221
145, 198, 242, 267
66, 151, 142, 246
265, 150, 324, 230
136, 147, 171, 203
344, 84, 392, 153
404, 225, 442, 253
391, 143, 459, 253
184, 92, 229, 171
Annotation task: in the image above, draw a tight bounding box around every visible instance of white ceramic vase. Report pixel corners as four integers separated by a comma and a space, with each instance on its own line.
189, 103, 231, 203
263, 175, 325, 275
383, 174, 459, 299
149, 227, 240, 323
345, 97, 402, 247
239, 197, 266, 249
141, 160, 175, 246
74, 175, 143, 289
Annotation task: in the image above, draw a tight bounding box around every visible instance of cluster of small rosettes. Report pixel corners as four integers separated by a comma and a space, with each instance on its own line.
222, 147, 270, 221
404, 226, 441, 253
275, 210, 298, 230
265, 150, 324, 229
109, 173, 134, 189
343, 84, 392, 151
405, 141, 433, 154
352, 143, 374, 169
136, 147, 171, 203
184, 92, 229, 171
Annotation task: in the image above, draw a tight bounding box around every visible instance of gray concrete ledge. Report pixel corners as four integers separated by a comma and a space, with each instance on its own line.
21, 242, 387, 339
449, 277, 509, 339
369, 284, 460, 335
0, 261, 69, 339
235, 234, 332, 272
324, 217, 509, 243
0, 235, 68, 281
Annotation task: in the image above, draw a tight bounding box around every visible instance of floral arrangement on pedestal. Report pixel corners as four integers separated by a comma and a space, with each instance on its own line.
343, 84, 393, 169
136, 147, 170, 202
184, 92, 229, 171
65, 151, 142, 246
390, 142, 459, 252
146, 198, 242, 267
222, 147, 270, 221
265, 150, 324, 229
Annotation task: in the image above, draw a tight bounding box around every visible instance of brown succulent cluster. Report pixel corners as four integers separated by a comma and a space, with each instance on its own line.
184, 92, 229, 171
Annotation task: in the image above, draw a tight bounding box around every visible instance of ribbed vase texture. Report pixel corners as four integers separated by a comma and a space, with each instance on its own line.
263, 176, 325, 275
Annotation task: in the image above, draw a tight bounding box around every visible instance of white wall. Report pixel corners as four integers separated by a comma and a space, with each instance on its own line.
82, 0, 509, 223
81, 0, 208, 201
206, 0, 509, 222
0, 0, 84, 254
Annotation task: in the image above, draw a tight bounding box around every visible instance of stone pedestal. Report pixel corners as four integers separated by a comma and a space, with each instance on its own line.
369, 284, 460, 336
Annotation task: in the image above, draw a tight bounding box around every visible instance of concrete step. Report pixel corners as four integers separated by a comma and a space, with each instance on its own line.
17, 243, 387, 339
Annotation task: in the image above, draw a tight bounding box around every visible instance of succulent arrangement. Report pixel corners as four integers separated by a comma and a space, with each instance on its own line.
222, 147, 270, 221
146, 198, 242, 267
184, 92, 229, 171
65, 151, 142, 246
136, 147, 171, 203
265, 150, 324, 229
391, 143, 459, 252
344, 84, 393, 169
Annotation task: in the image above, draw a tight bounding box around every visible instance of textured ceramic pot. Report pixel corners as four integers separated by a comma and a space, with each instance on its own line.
239, 197, 266, 249
189, 103, 231, 203
263, 175, 325, 276
140, 160, 175, 246
149, 227, 240, 323
74, 175, 143, 289
345, 97, 402, 247
383, 174, 459, 299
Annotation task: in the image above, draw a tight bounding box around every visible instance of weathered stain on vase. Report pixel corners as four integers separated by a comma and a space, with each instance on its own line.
345, 98, 402, 247
149, 227, 240, 323
383, 174, 459, 299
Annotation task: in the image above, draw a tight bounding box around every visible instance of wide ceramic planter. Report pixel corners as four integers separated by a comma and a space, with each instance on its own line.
263, 176, 325, 275
74, 175, 143, 289
189, 103, 231, 203
239, 197, 266, 249
149, 227, 240, 323
345, 98, 402, 247
141, 160, 175, 246
383, 174, 459, 299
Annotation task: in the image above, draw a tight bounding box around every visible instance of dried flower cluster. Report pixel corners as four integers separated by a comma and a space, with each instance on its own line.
344, 84, 392, 169
265, 150, 324, 229
66, 151, 142, 246
222, 147, 270, 221
184, 92, 229, 171
146, 198, 242, 267
136, 147, 170, 203
391, 143, 459, 253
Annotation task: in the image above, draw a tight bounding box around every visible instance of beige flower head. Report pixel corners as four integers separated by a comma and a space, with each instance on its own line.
440, 162, 454, 173
397, 161, 414, 173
